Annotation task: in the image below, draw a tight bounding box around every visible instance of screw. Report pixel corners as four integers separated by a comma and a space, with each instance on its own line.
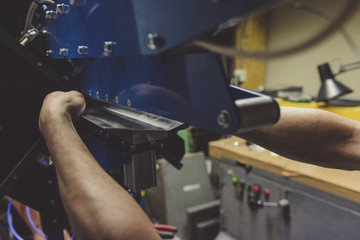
217, 110, 232, 128
146, 33, 164, 50
115, 96, 119, 104
127, 98, 131, 107
45, 10, 57, 20
77, 46, 88, 55
104, 41, 116, 53
88, 90, 92, 96
96, 91, 100, 99
105, 94, 109, 101
36, 62, 42, 68
46, 50, 54, 57
56, 4, 70, 14
59, 48, 69, 57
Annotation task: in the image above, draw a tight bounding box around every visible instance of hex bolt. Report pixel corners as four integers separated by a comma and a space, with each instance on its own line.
77, 46, 88, 55
146, 33, 164, 50
59, 48, 69, 57
217, 110, 232, 128
104, 41, 116, 53
56, 4, 70, 14
45, 10, 57, 20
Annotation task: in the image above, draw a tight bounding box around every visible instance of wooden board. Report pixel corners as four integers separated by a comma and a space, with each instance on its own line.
209, 137, 360, 203
233, 14, 266, 90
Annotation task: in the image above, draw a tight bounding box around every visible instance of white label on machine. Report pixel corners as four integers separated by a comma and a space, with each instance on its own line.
183, 183, 201, 192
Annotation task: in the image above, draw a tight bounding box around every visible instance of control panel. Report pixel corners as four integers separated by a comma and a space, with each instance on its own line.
215, 158, 360, 240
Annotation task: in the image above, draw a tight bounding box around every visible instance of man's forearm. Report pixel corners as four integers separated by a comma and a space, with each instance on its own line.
237, 107, 360, 170
44, 121, 160, 240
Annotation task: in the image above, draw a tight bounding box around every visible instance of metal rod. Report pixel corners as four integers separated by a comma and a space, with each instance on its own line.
336, 60, 360, 75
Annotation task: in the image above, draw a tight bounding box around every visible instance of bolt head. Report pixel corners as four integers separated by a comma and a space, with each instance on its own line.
45, 10, 57, 20
77, 46, 88, 55
104, 41, 116, 53
146, 33, 164, 50
69, 0, 80, 6
217, 110, 232, 128
56, 4, 70, 14
59, 48, 69, 57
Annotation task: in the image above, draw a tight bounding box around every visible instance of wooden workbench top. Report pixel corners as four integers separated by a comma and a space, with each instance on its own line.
209, 137, 360, 203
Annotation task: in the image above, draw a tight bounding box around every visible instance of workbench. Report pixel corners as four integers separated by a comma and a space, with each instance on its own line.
209, 137, 360, 240
209, 137, 360, 204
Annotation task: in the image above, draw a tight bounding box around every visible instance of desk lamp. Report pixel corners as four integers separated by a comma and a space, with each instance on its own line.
317, 61, 360, 102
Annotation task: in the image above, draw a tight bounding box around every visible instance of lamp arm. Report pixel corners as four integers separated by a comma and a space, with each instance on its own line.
336, 60, 360, 75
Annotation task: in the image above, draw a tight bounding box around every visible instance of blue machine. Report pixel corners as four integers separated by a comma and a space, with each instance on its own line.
43, 0, 280, 134
36, 0, 281, 200
0, 0, 282, 239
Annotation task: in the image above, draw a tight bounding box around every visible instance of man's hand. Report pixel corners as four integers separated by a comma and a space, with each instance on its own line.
39, 91, 85, 138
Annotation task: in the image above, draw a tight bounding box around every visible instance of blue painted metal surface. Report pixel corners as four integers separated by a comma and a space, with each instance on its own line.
73, 53, 246, 133
42, 0, 280, 134
45, 0, 280, 58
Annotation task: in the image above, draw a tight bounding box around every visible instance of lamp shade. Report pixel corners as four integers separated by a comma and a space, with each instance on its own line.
316, 63, 352, 102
